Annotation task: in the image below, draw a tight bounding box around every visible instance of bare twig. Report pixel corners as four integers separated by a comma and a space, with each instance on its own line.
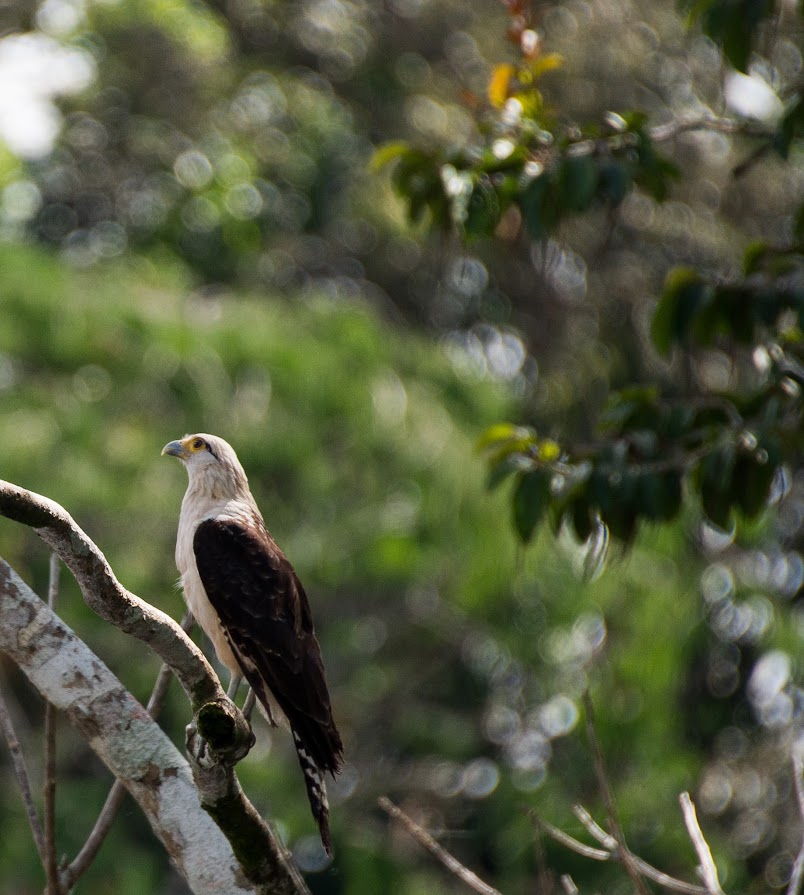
63, 613, 195, 891
530, 812, 610, 861
679, 792, 724, 895
648, 114, 777, 144
531, 812, 555, 895
786, 750, 804, 895
572, 804, 617, 850
535, 807, 708, 895
379, 796, 503, 895
44, 552, 63, 895
560, 874, 579, 895
582, 691, 649, 895
0, 678, 47, 865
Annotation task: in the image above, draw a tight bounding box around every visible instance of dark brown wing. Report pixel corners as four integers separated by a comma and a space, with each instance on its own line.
193, 517, 343, 773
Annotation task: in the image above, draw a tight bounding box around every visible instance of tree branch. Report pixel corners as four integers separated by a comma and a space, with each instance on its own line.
532, 807, 709, 895
44, 552, 63, 895
379, 796, 502, 895
0, 483, 309, 895
63, 612, 196, 891
0, 676, 47, 865
679, 792, 724, 895
0, 558, 272, 894
582, 691, 649, 895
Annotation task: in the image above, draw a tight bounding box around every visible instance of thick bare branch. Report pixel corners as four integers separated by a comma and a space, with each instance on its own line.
0, 558, 267, 894
379, 796, 502, 895
192, 757, 311, 895
64, 613, 195, 890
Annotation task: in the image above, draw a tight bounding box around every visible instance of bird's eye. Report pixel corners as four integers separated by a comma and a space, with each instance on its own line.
192, 438, 205, 450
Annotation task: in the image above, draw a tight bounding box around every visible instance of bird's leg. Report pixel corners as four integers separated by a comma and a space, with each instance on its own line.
242, 688, 256, 722
227, 672, 242, 702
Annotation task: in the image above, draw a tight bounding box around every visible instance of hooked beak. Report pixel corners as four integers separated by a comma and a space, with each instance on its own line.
161, 440, 189, 459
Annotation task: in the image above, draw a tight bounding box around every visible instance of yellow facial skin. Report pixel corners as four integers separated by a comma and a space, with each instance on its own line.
161, 435, 209, 459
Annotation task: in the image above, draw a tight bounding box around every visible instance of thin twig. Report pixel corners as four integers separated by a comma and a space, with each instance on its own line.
0, 678, 47, 864
63, 612, 195, 891
530, 811, 610, 861
648, 114, 776, 143
572, 804, 617, 850
582, 691, 649, 895
561, 807, 708, 895
560, 874, 579, 895
679, 792, 724, 895
786, 751, 804, 895
379, 796, 503, 895
44, 553, 63, 895
531, 812, 555, 895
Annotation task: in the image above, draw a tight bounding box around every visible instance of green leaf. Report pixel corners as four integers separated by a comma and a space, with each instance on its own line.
477, 423, 533, 452
639, 470, 683, 522
512, 469, 552, 543
487, 454, 530, 491
370, 141, 415, 173
775, 96, 804, 159
597, 161, 632, 205
701, 0, 774, 72
743, 241, 769, 276
652, 267, 711, 355
464, 177, 501, 239
571, 497, 594, 541
697, 445, 736, 530
519, 172, 559, 239
559, 155, 599, 212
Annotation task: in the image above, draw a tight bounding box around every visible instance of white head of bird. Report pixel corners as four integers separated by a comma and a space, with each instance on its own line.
161, 433, 251, 500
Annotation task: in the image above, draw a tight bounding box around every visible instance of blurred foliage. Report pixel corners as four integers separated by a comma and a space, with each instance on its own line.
0, 0, 802, 893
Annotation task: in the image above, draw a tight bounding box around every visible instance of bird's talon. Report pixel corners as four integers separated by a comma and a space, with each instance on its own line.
186, 721, 216, 769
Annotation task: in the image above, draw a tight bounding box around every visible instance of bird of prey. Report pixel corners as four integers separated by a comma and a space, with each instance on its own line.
162, 433, 343, 854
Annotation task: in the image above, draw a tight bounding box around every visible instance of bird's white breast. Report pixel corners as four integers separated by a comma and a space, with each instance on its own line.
176, 490, 244, 675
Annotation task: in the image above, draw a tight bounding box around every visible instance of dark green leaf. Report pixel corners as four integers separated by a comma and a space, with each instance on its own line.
652, 268, 711, 355
519, 172, 559, 239
775, 96, 804, 159
697, 445, 736, 529
597, 161, 632, 205
702, 0, 774, 72
464, 177, 501, 238
487, 454, 530, 491
571, 497, 594, 540
559, 155, 599, 212
733, 452, 775, 518
512, 469, 552, 543
639, 470, 683, 522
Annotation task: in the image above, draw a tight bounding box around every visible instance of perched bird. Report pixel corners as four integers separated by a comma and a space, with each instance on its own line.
162, 433, 343, 854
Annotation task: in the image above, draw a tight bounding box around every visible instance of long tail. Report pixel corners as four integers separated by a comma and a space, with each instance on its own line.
292, 730, 332, 856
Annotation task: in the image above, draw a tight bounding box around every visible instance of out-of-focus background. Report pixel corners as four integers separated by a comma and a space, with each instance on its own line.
0, 0, 802, 893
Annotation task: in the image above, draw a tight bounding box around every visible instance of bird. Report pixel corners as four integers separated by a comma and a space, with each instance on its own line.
162, 433, 343, 855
